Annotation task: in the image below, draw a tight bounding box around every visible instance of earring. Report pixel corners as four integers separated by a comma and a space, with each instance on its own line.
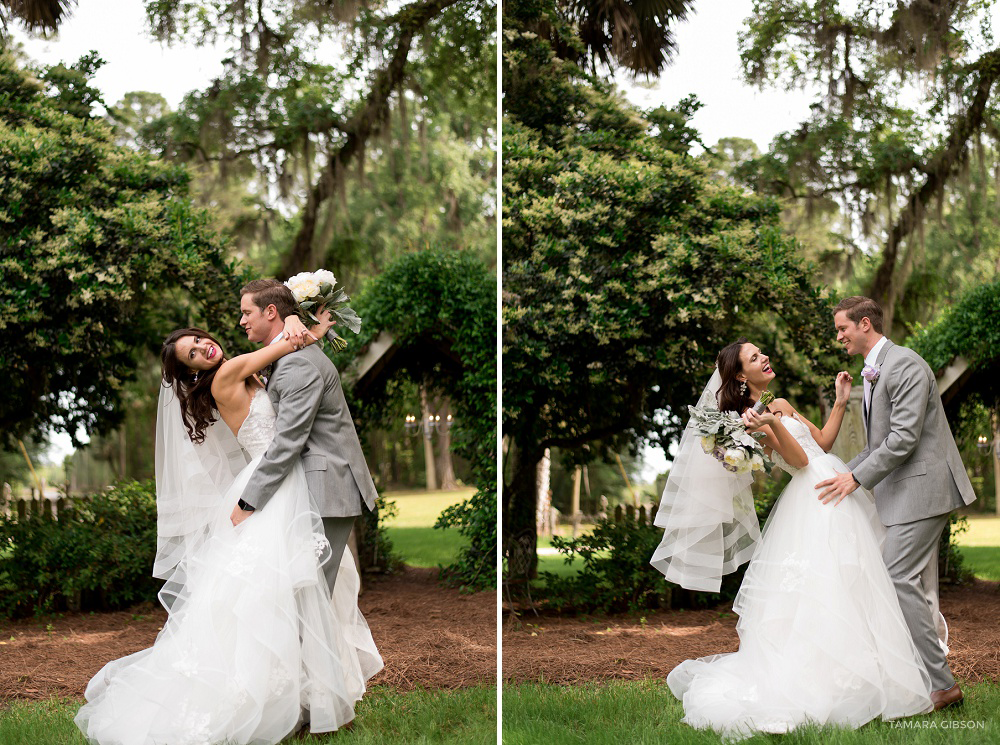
193, 372, 199, 383
740, 380, 747, 395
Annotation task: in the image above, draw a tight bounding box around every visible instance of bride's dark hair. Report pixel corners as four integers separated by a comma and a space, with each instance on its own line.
716, 337, 754, 415
161, 328, 227, 444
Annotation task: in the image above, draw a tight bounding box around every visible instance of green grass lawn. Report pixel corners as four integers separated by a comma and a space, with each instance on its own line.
503, 679, 1000, 745
0, 686, 497, 745
955, 514, 1000, 581
381, 488, 473, 569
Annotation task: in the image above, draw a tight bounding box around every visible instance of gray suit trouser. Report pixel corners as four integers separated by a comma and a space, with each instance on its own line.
882, 512, 954, 691
321, 516, 357, 593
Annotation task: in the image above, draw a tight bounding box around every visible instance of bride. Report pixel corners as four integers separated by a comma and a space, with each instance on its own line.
651, 338, 933, 740
75, 310, 382, 745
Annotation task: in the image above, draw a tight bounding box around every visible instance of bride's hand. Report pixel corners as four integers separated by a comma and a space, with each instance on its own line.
282, 314, 310, 350
834, 371, 853, 405
308, 307, 335, 341
742, 408, 775, 432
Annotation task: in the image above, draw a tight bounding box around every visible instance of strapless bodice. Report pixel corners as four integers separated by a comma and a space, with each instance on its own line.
771, 415, 827, 474
236, 389, 276, 459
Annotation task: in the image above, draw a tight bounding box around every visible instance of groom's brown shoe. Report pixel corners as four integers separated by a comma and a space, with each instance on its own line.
931, 684, 964, 711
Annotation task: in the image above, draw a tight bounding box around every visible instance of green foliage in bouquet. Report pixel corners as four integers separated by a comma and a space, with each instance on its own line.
286, 270, 363, 351
0, 481, 161, 618
688, 405, 771, 475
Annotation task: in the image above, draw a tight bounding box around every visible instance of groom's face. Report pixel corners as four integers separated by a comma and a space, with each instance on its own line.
835, 311, 868, 356
240, 293, 278, 344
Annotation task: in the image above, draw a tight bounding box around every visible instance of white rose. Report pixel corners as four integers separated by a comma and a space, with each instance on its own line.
286, 277, 321, 301
723, 448, 746, 467
314, 269, 336, 287
299, 278, 321, 298
751, 454, 764, 472
284, 273, 314, 302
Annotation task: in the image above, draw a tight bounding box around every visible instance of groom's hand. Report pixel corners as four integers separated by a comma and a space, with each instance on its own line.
816, 472, 859, 506
231, 504, 254, 526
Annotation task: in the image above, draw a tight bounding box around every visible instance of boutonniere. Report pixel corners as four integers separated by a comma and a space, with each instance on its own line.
862, 363, 880, 386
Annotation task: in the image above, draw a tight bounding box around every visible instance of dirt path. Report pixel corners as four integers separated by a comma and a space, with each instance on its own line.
502, 579, 1000, 685
0, 567, 496, 702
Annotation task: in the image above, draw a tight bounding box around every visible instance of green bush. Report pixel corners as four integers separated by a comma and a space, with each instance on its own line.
0, 480, 161, 618
435, 478, 497, 591
358, 495, 403, 574
538, 511, 672, 614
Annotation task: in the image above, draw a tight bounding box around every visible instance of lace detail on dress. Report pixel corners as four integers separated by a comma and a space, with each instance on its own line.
769, 415, 827, 474
236, 389, 277, 459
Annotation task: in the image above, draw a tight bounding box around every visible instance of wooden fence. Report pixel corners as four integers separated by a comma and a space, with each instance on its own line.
1, 484, 76, 521
610, 503, 656, 526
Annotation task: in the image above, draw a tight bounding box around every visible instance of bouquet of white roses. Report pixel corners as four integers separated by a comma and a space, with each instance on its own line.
284, 269, 362, 351
688, 404, 771, 475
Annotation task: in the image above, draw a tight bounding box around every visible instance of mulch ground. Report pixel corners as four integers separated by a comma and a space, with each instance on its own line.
502, 579, 1000, 685
0, 567, 497, 702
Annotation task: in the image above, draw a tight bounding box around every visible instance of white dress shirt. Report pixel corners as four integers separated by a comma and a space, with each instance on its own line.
863, 335, 888, 410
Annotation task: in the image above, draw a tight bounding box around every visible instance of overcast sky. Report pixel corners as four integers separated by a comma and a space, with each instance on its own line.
618, 1, 815, 152
14, 0, 226, 111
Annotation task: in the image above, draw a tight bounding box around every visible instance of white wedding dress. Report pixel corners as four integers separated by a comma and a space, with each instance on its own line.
76, 390, 383, 745
668, 414, 933, 740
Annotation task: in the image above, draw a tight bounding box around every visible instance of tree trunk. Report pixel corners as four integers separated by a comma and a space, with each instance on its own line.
504, 439, 543, 582
434, 397, 458, 490
535, 448, 551, 537
570, 465, 582, 537
420, 384, 437, 491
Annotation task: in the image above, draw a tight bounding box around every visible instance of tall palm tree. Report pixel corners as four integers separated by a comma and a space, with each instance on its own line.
534, 0, 695, 77
1, 0, 74, 33
570, 0, 695, 76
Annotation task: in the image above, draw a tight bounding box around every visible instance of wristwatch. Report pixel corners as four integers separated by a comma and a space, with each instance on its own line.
237, 498, 256, 512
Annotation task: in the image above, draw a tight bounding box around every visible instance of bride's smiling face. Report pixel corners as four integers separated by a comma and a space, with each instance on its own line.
738, 343, 776, 389
174, 335, 224, 371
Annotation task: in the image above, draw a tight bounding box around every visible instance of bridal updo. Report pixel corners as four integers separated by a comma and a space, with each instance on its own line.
716, 338, 754, 415
161, 327, 227, 444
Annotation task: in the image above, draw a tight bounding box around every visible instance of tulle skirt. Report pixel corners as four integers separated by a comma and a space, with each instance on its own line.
667, 452, 933, 741
75, 456, 383, 745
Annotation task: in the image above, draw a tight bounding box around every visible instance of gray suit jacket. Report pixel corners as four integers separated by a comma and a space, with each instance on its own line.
239, 344, 377, 517
847, 340, 975, 526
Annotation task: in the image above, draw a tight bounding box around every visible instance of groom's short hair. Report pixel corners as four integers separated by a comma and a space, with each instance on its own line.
241, 278, 298, 319
834, 296, 884, 333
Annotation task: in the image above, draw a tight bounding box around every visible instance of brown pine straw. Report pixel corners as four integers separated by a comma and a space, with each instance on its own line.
502, 579, 1000, 686
0, 567, 496, 702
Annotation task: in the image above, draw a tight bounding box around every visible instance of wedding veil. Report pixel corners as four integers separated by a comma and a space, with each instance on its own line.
153, 383, 249, 581
650, 369, 761, 592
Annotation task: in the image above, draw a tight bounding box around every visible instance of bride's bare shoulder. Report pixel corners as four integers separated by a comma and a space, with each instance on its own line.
769, 397, 795, 417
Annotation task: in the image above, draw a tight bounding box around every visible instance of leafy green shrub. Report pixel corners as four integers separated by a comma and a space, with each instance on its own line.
941, 513, 975, 585
435, 478, 497, 591
358, 495, 403, 573
538, 511, 673, 614
0, 480, 161, 618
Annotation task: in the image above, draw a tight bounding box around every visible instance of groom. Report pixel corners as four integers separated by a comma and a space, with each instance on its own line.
816, 296, 976, 711
231, 278, 378, 592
